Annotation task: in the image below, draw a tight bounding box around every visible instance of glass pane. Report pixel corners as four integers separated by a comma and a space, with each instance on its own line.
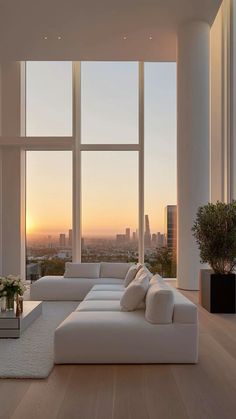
26, 151, 72, 280
82, 151, 138, 262
26, 61, 72, 136
144, 62, 177, 278
81, 62, 138, 144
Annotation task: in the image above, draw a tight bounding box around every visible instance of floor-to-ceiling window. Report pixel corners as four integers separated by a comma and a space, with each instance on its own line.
25, 60, 177, 278
80, 61, 139, 262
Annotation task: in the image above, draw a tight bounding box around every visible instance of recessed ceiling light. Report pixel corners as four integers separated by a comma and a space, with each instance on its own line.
57, 36, 62, 40
149, 36, 153, 40
123, 36, 127, 40
43, 36, 48, 40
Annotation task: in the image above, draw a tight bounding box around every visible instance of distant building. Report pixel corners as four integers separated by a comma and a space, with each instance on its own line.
151, 233, 157, 247
125, 228, 130, 242
144, 214, 151, 247
157, 232, 165, 247
59, 233, 66, 248
165, 205, 177, 251
68, 229, 72, 247
132, 231, 137, 241
57, 250, 72, 259
47, 235, 53, 248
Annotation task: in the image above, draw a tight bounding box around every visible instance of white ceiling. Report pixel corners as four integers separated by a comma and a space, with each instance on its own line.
0, 0, 222, 62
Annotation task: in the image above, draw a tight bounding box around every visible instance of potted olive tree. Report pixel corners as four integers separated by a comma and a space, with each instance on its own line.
192, 201, 236, 313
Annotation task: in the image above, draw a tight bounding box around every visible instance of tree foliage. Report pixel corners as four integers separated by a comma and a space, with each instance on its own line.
147, 247, 176, 278
192, 201, 236, 274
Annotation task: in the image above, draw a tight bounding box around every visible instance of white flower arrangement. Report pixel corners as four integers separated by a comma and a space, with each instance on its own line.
0, 275, 26, 297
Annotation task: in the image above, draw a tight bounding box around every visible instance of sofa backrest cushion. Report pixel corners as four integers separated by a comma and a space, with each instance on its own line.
145, 281, 174, 324
64, 262, 100, 279
124, 264, 143, 287
100, 262, 131, 279
120, 272, 149, 311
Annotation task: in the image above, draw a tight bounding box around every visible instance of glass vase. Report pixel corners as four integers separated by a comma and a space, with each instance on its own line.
6, 294, 15, 311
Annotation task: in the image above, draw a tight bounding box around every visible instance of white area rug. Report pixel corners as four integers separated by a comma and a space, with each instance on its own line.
0, 301, 78, 379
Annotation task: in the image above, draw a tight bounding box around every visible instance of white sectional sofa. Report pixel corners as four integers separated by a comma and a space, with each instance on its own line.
35, 262, 199, 365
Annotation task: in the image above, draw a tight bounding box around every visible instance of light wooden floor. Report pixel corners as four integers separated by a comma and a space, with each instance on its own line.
1, 283, 236, 419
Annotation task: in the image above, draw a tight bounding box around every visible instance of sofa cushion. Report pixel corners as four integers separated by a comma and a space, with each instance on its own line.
120, 272, 149, 311
124, 264, 141, 287
76, 300, 122, 311
84, 290, 124, 301
100, 262, 130, 279
145, 281, 174, 324
91, 284, 125, 291
99, 278, 124, 285
64, 262, 100, 278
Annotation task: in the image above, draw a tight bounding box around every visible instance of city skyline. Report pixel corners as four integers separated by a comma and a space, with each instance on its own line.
27, 210, 176, 242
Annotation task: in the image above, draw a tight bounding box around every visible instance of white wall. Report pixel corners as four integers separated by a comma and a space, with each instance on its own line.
0, 62, 25, 278
210, 7, 224, 202
177, 21, 210, 290
232, 0, 236, 200
1, 148, 25, 277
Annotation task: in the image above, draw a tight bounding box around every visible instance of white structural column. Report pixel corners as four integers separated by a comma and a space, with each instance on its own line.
72, 62, 81, 262
232, 0, 236, 200
177, 22, 210, 290
0, 62, 26, 278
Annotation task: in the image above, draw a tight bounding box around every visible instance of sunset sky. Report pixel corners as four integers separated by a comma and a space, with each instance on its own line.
26, 61, 176, 237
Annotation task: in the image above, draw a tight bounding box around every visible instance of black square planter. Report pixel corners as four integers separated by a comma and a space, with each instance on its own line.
200, 270, 236, 313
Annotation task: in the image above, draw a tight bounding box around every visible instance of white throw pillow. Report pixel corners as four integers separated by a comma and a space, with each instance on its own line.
120, 272, 149, 311
135, 266, 152, 280
64, 262, 100, 278
124, 264, 143, 287
145, 281, 174, 324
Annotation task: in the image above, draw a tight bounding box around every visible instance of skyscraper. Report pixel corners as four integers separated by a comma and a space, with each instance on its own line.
59, 233, 66, 248
125, 228, 130, 242
151, 233, 157, 247
144, 214, 151, 247
165, 205, 177, 251
157, 232, 165, 247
